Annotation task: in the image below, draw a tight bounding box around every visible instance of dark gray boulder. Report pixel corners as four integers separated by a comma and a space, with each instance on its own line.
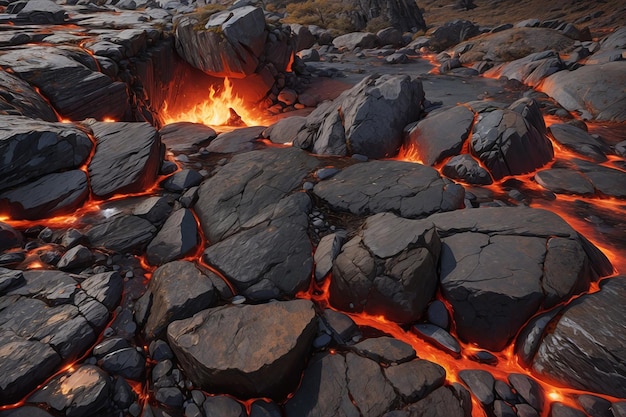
146, 208, 198, 266
202, 395, 245, 417
572, 158, 626, 198
162, 169, 203, 193
549, 123, 610, 162
485, 50, 565, 87
458, 369, 494, 406
0, 170, 88, 220
405, 105, 475, 166
441, 154, 493, 185
0, 223, 21, 252
532, 276, 626, 398
429, 20, 480, 52
383, 359, 446, 403
535, 168, 595, 196
0, 70, 57, 121
0, 116, 92, 192
88, 121, 162, 198
159, 122, 216, 154
167, 299, 317, 400
330, 212, 441, 323
314, 160, 464, 218
389, 386, 471, 417
86, 215, 157, 254
333, 32, 379, 51
206, 126, 266, 154
352, 336, 416, 365
262, 116, 307, 145
143, 260, 216, 340
14, 0, 66, 24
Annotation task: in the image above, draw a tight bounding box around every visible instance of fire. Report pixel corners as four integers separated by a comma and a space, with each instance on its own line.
161, 78, 267, 128
396, 141, 424, 164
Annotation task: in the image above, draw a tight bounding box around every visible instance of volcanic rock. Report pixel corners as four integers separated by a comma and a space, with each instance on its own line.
352, 336, 416, 365
81, 271, 123, 311
322, 309, 360, 345
57, 244, 93, 271
0, 46, 129, 120
202, 395, 246, 417
0, 116, 93, 192
571, 159, 626, 198
508, 373, 545, 412
314, 160, 464, 218
346, 352, 398, 417
383, 359, 446, 403
531, 276, 626, 398
356, 0, 426, 33
333, 32, 379, 51
0, 406, 55, 417
441, 154, 493, 184
206, 126, 266, 154
14, 0, 66, 24
534, 168, 595, 196
0, 329, 62, 405
159, 122, 216, 154
429, 19, 480, 52
314, 231, 347, 281
412, 324, 461, 356
99, 347, 145, 380
263, 116, 307, 145
550, 403, 587, 417
167, 299, 317, 400
0, 268, 23, 294
143, 260, 216, 339
133, 196, 173, 226
195, 147, 319, 243
0, 170, 88, 220
0, 70, 57, 121
388, 386, 471, 417
541, 61, 626, 121
0, 223, 21, 252
470, 105, 553, 180
459, 369, 494, 406
162, 169, 203, 193
88, 121, 162, 198
331, 212, 441, 323
146, 208, 198, 266
405, 105, 475, 166
28, 365, 112, 417
549, 123, 610, 162
86, 214, 157, 254
489, 50, 565, 87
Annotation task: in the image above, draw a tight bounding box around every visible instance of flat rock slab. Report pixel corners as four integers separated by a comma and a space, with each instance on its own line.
532, 276, 626, 398
0, 46, 129, 121
484, 50, 564, 87
542, 61, 626, 121
313, 160, 464, 219
0, 170, 88, 220
195, 147, 319, 243
0, 115, 92, 192
167, 299, 317, 400
549, 123, 610, 162
0, 70, 57, 121
146, 208, 198, 266
571, 158, 626, 198
535, 168, 595, 195
159, 122, 216, 154
86, 214, 157, 254
88, 121, 162, 198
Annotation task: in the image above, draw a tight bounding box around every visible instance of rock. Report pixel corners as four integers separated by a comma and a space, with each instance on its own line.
548, 124, 610, 162
405, 106, 475, 166
298, 48, 320, 62
314, 161, 464, 218
159, 122, 216, 154
99, 347, 145, 380
0, 170, 88, 220
0, 269, 24, 295
28, 365, 111, 417
330, 213, 441, 323
0, 329, 61, 405
0, 406, 55, 417
0, 116, 92, 192
441, 154, 494, 184
314, 231, 347, 281
249, 400, 281, 417
377, 27, 403, 46
430, 20, 480, 52
508, 373, 545, 412
0, 70, 57, 121
487, 50, 565, 87
392, 386, 470, 417
426, 300, 449, 329
322, 309, 360, 344
57, 244, 93, 271
577, 394, 612, 417
143, 260, 216, 339
93, 337, 130, 359
263, 116, 307, 145
333, 32, 379, 51
290, 24, 315, 51
133, 196, 173, 226
541, 61, 626, 121
571, 159, 626, 198
514, 308, 561, 367
195, 147, 319, 243
412, 324, 461, 356
550, 403, 587, 417
167, 299, 317, 400
175, 6, 267, 78
206, 126, 266, 154
146, 208, 198, 266
535, 169, 595, 196
15, 0, 66, 23
278, 88, 298, 106
353, 336, 416, 365
202, 395, 245, 417
471, 106, 553, 181
532, 277, 626, 398
87, 215, 157, 254
162, 169, 203, 193
0, 46, 128, 121
384, 359, 446, 403
459, 369, 494, 406
0, 223, 21, 253
155, 387, 183, 408
88, 121, 162, 198
385, 53, 408, 64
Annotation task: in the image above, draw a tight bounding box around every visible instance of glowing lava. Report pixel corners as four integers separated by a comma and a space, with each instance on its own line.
161, 77, 267, 128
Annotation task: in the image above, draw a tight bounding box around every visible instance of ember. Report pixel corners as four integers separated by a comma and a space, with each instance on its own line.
0, 1, 625, 417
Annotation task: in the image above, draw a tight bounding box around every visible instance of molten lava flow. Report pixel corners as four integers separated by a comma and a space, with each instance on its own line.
161, 78, 267, 127
396, 141, 424, 164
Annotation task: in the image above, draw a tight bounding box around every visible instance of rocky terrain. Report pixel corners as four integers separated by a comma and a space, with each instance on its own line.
0, 0, 625, 417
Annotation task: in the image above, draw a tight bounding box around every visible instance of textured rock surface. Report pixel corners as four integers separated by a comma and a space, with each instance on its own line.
0, 71, 57, 121
168, 300, 317, 400
314, 160, 464, 218
88, 121, 162, 198
549, 123, 610, 162
87, 215, 157, 253
146, 208, 198, 266
159, 122, 216, 154
532, 277, 626, 397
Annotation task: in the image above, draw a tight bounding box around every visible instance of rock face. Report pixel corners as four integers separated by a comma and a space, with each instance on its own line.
429, 20, 480, 52
354, 0, 426, 33
541, 61, 626, 121
167, 299, 317, 400
88, 121, 162, 198
146, 208, 198, 266
531, 277, 626, 398
87, 215, 157, 253
485, 50, 565, 87
175, 6, 267, 78
0, 71, 57, 121
293, 74, 424, 158
0, 116, 93, 192
548, 123, 610, 162
330, 213, 441, 323
314, 160, 464, 218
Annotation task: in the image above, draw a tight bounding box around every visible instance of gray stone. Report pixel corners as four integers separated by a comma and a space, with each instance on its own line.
206, 126, 266, 154
393, 386, 469, 417
550, 403, 586, 417
99, 347, 145, 380
133, 196, 173, 226
426, 300, 449, 329
146, 208, 198, 266
263, 116, 307, 145
144, 260, 216, 339
0, 116, 92, 192
430, 19, 480, 52
333, 32, 379, 51
384, 359, 446, 403
0, 223, 21, 252
406, 106, 475, 166
16, 0, 66, 24
345, 352, 398, 417
167, 299, 317, 400
535, 168, 595, 196
493, 400, 516, 417
514, 308, 562, 368
412, 324, 461, 356
87, 215, 157, 254
549, 124, 610, 162
0, 406, 55, 417
93, 337, 130, 359
508, 373, 545, 412
0, 70, 57, 121
0, 268, 23, 294
353, 336, 416, 365
485, 50, 565, 86
88, 121, 162, 198
202, 395, 245, 417
577, 394, 612, 417
155, 387, 183, 408
532, 277, 626, 398
377, 27, 403, 46
572, 159, 626, 198
322, 309, 360, 345
159, 122, 216, 154
81, 272, 123, 311
57, 244, 93, 271
314, 231, 346, 281
162, 169, 203, 193
314, 160, 464, 218
458, 369, 494, 406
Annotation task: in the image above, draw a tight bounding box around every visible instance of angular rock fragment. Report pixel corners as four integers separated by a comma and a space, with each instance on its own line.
167, 299, 317, 400
81, 271, 123, 311
346, 352, 397, 417
388, 385, 471, 417
159, 122, 216, 154
352, 336, 416, 365
383, 359, 446, 403
412, 324, 461, 356
87, 215, 157, 254
535, 168, 595, 196
57, 244, 93, 271
99, 347, 145, 380
0, 268, 23, 294
206, 126, 266, 154
0, 70, 57, 121
549, 123, 610, 162
459, 369, 494, 406
162, 169, 203, 193
88, 122, 162, 198
571, 159, 626, 198
146, 208, 198, 266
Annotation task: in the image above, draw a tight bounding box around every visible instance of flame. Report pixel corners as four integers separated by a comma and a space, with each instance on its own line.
286, 52, 295, 73
161, 78, 267, 128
